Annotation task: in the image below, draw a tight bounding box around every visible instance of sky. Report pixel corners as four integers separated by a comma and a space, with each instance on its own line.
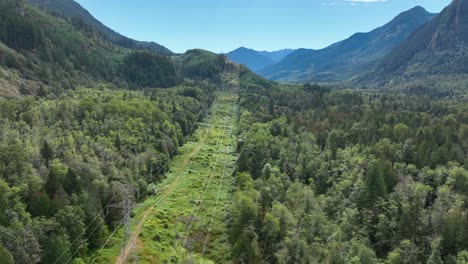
75, 0, 451, 53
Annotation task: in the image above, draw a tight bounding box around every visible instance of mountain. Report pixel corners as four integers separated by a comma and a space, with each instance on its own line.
227, 47, 275, 72
260, 6, 435, 83
257, 49, 295, 62
357, 0, 468, 87
226, 47, 294, 72
27, 0, 172, 55
0, 0, 227, 97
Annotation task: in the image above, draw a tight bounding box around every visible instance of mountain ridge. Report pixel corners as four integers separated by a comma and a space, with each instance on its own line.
356, 0, 468, 87
260, 6, 435, 83
0, 0, 230, 97
226, 47, 295, 72
27, 0, 172, 55
257, 48, 295, 62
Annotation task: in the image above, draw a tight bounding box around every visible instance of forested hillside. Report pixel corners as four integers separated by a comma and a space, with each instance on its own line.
0, 0, 228, 97
27, 0, 172, 55
0, 84, 215, 264
175, 49, 227, 84
228, 71, 468, 263
0, 0, 180, 97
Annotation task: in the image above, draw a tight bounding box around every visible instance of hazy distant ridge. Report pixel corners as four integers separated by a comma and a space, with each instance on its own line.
226, 47, 295, 72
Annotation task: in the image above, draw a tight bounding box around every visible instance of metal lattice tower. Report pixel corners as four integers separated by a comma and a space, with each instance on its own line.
109, 185, 138, 264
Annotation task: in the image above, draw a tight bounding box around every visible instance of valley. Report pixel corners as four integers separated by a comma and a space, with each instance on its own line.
0, 0, 467, 263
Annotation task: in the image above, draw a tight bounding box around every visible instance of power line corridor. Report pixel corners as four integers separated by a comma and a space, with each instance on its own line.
92, 90, 239, 264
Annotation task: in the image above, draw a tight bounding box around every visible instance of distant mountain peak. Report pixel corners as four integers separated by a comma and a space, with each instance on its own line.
357, 0, 468, 86
394, 6, 433, 22
382, 5, 434, 29
389, 5, 429, 20
408, 5, 428, 13
260, 6, 435, 83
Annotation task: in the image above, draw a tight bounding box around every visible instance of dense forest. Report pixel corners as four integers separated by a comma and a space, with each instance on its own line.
0, 1, 232, 263
1, 0, 468, 263
228, 69, 468, 263
0, 0, 124, 90
0, 84, 215, 263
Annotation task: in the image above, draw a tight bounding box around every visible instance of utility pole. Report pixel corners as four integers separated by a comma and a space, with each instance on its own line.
109, 185, 139, 264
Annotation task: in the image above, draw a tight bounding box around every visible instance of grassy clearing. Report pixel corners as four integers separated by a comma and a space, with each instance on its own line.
92, 92, 238, 264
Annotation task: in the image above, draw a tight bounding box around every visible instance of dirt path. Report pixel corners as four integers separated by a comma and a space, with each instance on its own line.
115, 129, 208, 264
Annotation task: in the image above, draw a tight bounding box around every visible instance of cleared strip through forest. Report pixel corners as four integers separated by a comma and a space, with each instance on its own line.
92, 92, 239, 264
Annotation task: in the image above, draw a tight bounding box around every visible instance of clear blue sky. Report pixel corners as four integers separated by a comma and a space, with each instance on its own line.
76, 0, 450, 53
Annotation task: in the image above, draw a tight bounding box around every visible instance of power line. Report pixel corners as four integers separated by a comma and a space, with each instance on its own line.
200, 108, 237, 258
63, 206, 119, 264
200, 89, 239, 260
61, 106, 206, 264
197, 77, 240, 261
181, 104, 231, 247
91, 87, 236, 263
89, 221, 123, 264
112, 185, 135, 264
86, 162, 170, 264
178, 89, 238, 263
113, 121, 210, 264
52, 192, 117, 264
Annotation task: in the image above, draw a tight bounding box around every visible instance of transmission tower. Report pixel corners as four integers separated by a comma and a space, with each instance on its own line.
109, 185, 139, 264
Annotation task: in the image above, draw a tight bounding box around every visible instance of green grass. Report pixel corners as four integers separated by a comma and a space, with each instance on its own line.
91, 92, 238, 264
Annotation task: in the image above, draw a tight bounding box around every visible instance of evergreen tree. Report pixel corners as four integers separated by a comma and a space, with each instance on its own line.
441, 208, 463, 256
40, 140, 54, 167
45, 169, 60, 199
63, 168, 80, 195
232, 225, 260, 264
365, 161, 386, 203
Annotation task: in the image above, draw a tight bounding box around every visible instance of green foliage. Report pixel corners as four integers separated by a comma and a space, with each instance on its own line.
364, 161, 387, 203
40, 140, 54, 167
0, 0, 124, 92
0, 85, 213, 263
0, 1, 222, 95
27, 0, 172, 55
121, 51, 177, 88
176, 49, 226, 83
456, 251, 468, 264
0, 1, 42, 51
428, 238, 443, 264
229, 75, 468, 263
232, 225, 261, 263
90, 92, 236, 263
229, 193, 258, 245
0, 245, 14, 264
0, 227, 41, 264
